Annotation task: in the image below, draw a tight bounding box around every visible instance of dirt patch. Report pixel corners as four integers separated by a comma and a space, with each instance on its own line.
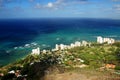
44, 70, 120, 80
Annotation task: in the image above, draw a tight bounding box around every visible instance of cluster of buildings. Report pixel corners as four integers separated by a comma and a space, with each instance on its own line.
31, 36, 116, 55
31, 40, 90, 55
52, 40, 91, 51
31, 47, 48, 55
97, 36, 115, 44
31, 47, 40, 55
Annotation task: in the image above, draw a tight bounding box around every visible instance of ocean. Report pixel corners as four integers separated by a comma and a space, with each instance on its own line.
0, 18, 120, 66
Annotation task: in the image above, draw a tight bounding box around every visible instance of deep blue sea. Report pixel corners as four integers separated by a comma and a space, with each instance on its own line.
0, 18, 120, 66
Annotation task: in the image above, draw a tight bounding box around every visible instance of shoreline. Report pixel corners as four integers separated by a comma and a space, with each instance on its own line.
0, 36, 120, 80
31, 36, 115, 55
0, 36, 117, 66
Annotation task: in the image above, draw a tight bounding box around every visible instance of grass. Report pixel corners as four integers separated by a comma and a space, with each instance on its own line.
1, 42, 120, 80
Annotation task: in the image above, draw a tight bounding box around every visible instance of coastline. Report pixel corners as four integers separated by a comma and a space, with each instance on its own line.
31, 36, 115, 55
0, 19, 120, 64
0, 36, 120, 80
1, 18, 120, 66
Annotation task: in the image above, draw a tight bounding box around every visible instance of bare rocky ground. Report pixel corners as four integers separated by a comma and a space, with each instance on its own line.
44, 72, 120, 80
44, 68, 120, 80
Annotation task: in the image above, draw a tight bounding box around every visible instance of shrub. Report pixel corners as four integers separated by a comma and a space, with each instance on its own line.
115, 66, 120, 70
1, 73, 15, 80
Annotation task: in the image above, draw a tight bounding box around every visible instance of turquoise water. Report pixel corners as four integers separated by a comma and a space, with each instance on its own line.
0, 18, 120, 65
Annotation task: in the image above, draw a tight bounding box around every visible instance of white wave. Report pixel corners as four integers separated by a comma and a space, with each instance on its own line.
19, 46, 24, 49
42, 44, 46, 47
14, 47, 18, 49
24, 44, 30, 47
13, 42, 39, 50
56, 37, 60, 40
107, 35, 118, 38
31, 42, 37, 45
6, 50, 11, 53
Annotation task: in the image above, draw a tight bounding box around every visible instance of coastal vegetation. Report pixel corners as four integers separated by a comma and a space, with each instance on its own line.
0, 42, 120, 80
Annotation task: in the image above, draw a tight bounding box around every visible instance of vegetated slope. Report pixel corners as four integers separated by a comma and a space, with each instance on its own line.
0, 42, 120, 80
